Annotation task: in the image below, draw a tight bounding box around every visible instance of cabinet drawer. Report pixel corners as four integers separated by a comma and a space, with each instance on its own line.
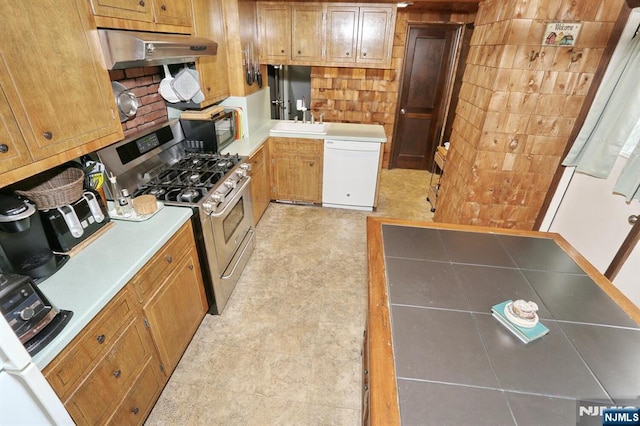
131, 221, 195, 303
44, 288, 135, 399
269, 137, 323, 155
106, 358, 163, 426
65, 318, 154, 425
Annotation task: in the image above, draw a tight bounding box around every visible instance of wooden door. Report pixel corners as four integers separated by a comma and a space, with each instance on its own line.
270, 138, 323, 203
326, 6, 358, 64
193, 0, 230, 105
153, 0, 192, 27
89, 0, 154, 22
357, 6, 395, 64
391, 24, 461, 169
292, 4, 325, 62
258, 3, 291, 63
0, 0, 122, 162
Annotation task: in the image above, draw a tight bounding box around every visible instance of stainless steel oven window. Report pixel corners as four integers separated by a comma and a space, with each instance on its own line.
223, 196, 245, 243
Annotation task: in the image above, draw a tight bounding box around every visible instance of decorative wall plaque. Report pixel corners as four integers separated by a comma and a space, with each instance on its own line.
542, 22, 581, 46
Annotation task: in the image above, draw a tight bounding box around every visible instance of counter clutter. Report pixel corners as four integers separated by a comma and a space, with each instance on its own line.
366, 217, 640, 425
33, 206, 192, 369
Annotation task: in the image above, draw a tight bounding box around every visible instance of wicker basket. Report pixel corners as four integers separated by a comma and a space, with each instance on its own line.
15, 167, 85, 210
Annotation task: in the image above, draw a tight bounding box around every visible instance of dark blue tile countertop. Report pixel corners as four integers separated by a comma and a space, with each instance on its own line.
381, 224, 640, 426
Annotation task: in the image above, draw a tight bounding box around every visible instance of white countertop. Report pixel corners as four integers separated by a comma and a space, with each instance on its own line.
33, 206, 193, 369
223, 120, 387, 157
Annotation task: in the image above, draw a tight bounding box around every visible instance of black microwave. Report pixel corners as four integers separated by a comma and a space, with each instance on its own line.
180, 110, 236, 153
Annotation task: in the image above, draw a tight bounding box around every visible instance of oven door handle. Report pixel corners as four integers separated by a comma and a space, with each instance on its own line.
221, 229, 255, 279
208, 177, 251, 218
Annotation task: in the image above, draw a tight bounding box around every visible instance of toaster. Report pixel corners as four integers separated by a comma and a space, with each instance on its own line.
39, 191, 110, 253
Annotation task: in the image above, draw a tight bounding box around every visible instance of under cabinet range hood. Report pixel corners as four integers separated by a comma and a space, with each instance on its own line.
98, 29, 217, 70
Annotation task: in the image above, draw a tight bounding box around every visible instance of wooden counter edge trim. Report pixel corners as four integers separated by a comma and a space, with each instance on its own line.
552, 233, 640, 326
367, 216, 401, 425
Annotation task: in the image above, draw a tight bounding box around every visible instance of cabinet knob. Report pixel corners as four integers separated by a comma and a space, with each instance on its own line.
188, 264, 194, 270
206, 87, 211, 92
138, 0, 145, 6
345, 51, 350, 56
43, 131, 53, 140
0, 144, 8, 153
131, 407, 140, 415
113, 369, 121, 378
280, 49, 285, 54
96, 334, 106, 344
297, 50, 301, 54
166, 255, 173, 263
161, 4, 167, 11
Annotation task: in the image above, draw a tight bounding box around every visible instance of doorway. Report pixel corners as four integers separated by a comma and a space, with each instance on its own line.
267, 65, 311, 120
390, 24, 463, 169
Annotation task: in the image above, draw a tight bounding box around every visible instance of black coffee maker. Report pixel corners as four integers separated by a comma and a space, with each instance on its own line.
0, 193, 59, 279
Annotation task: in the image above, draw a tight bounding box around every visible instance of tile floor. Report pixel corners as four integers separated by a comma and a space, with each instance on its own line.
145, 168, 434, 425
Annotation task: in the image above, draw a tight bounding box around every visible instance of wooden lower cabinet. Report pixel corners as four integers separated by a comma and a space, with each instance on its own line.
269, 137, 323, 203
138, 249, 207, 374
248, 144, 271, 225
44, 221, 207, 425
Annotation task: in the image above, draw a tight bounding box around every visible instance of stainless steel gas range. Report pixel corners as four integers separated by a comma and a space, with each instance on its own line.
97, 120, 254, 314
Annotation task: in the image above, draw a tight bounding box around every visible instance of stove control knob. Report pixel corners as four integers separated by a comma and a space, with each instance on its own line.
235, 169, 247, 178
202, 200, 215, 214
20, 307, 35, 321
224, 178, 237, 189
211, 192, 225, 203
240, 163, 252, 172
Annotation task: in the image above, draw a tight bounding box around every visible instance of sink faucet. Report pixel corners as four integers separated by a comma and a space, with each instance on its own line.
319, 112, 324, 124
301, 96, 308, 123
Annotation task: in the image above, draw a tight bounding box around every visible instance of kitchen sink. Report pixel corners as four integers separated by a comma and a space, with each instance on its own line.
271, 120, 327, 134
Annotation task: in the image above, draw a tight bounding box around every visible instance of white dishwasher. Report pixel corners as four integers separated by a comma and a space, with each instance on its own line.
322, 139, 382, 211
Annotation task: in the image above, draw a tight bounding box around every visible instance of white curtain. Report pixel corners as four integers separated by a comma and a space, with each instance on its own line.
562, 31, 640, 202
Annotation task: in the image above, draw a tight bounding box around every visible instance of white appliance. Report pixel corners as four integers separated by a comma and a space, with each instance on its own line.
0, 316, 73, 425
322, 139, 382, 211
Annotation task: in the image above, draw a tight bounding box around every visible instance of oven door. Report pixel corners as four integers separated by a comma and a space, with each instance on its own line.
209, 177, 253, 273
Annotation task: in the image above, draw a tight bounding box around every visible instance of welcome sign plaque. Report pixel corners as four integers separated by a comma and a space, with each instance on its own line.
542, 22, 582, 46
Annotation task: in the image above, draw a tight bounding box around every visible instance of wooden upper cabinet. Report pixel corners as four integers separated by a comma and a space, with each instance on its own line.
89, 0, 193, 33
257, 2, 396, 68
89, 0, 154, 23
291, 4, 325, 62
0, 0, 123, 186
257, 3, 291, 63
153, 0, 193, 27
326, 5, 358, 63
192, 0, 230, 106
357, 6, 396, 64
0, 70, 32, 174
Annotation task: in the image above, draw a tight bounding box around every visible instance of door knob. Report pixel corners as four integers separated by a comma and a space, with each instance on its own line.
629, 215, 638, 225
400, 108, 406, 114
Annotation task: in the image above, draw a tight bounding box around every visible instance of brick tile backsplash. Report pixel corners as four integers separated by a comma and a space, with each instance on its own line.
109, 66, 168, 137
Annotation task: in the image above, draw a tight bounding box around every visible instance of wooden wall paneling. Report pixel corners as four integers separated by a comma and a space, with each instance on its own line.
533, 2, 632, 229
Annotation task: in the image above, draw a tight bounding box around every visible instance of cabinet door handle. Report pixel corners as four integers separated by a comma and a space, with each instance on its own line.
188, 264, 194, 270
43, 131, 53, 140
131, 407, 139, 415
345, 51, 350, 56
96, 334, 105, 344
138, 0, 145, 6
166, 255, 173, 263
363, 52, 367, 57
0, 144, 8, 153
280, 49, 285, 54
161, 4, 167, 11
113, 369, 121, 378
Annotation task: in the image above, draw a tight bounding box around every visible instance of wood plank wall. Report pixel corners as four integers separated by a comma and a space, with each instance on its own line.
434, 0, 625, 230
310, 9, 475, 167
